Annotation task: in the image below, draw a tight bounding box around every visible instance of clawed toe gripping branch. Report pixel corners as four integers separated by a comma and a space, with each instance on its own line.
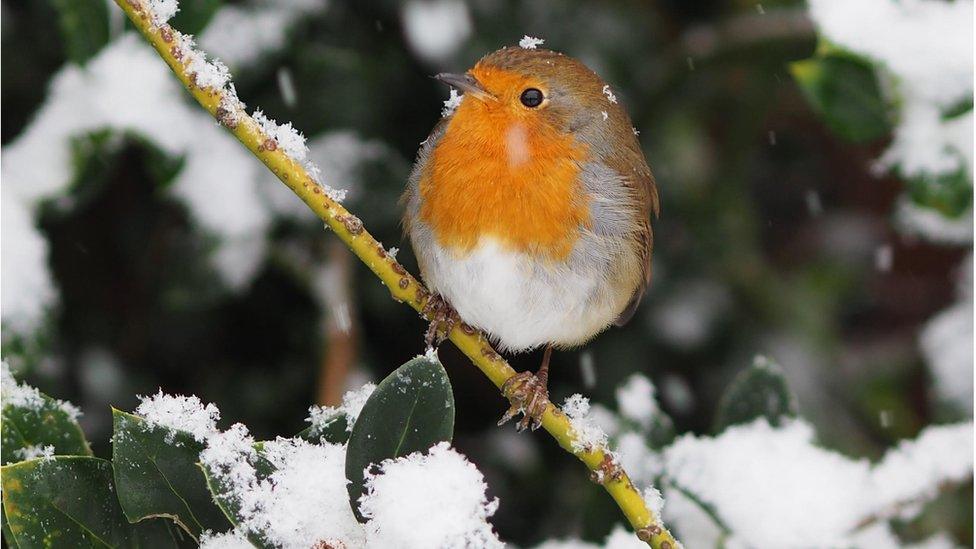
112, 1, 680, 547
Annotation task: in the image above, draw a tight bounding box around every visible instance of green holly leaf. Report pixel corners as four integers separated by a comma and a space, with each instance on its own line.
1, 456, 179, 548
1, 376, 91, 465
344, 356, 455, 522
715, 356, 798, 432
111, 409, 231, 539
791, 50, 891, 143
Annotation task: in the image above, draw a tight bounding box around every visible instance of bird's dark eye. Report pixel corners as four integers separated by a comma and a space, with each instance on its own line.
520, 88, 544, 108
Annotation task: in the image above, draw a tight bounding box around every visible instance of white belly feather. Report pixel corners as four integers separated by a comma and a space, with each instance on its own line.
421, 238, 622, 352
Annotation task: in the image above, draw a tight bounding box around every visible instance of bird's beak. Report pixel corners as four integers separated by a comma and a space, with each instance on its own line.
433, 72, 494, 101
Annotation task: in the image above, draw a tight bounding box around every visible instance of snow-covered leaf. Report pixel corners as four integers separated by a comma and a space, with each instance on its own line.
1, 364, 90, 465
714, 356, 797, 432
112, 409, 231, 538
345, 356, 455, 522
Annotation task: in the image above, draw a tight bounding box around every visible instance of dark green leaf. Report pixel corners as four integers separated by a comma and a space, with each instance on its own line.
1, 385, 91, 465
1, 456, 178, 548
50, 0, 109, 65
906, 165, 973, 219
714, 356, 797, 432
791, 52, 891, 143
2, 507, 20, 549
112, 409, 230, 539
345, 356, 455, 522
170, 0, 223, 35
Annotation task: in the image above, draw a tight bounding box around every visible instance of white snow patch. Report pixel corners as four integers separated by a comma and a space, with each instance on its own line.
895, 198, 973, 245
147, 0, 179, 25
1, 361, 81, 420
1, 197, 56, 332
615, 374, 661, 430
663, 418, 974, 547
13, 445, 55, 461
306, 382, 377, 434
442, 88, 464, 117
920, 253, 974, 413
0, 34, 272, 332
562, 394, 608, 452
519, 35, 546, 49
199, 528, 252, 549
199, 0, 326, 68
360, 441, 503, 548
602, 84, 618, 104
136, 390, 221, 443
806, 0, 973, 242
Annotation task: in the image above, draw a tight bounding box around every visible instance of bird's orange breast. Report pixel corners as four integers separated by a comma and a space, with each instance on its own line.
418, 101, 590, 261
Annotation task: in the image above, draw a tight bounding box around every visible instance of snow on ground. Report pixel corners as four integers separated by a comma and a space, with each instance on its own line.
401, 0, 472, 63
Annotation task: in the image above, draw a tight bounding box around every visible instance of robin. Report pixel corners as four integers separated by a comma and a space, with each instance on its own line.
402, 44, 658, 430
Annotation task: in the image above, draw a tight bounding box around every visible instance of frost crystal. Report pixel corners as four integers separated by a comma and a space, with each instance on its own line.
136, 391, 221, 443
360, 441, 503, 548
442, 88, 463, 117
306, 382, 377, 434
147, 0, 179, 25
602, 84, 618, 104
519, 35, 546, 49
251, 108, 347, 202
14, 445, 55, 461
563, 394, 608, 452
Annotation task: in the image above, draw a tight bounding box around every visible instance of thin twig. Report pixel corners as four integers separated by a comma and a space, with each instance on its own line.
111, 2, 680, 546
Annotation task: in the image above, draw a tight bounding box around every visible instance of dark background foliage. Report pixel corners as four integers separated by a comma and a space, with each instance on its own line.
2, 0, 971, 545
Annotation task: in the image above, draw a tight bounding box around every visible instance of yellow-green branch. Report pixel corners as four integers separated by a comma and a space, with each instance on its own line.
113, 2, 679, 547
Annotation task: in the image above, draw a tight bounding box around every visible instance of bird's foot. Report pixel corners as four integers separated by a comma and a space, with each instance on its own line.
498, 371, 550, 431
423, 294, 459, 348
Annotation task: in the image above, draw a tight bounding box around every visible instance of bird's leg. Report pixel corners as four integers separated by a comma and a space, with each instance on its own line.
498, 345, 553, 431
423, 294, 459, 348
